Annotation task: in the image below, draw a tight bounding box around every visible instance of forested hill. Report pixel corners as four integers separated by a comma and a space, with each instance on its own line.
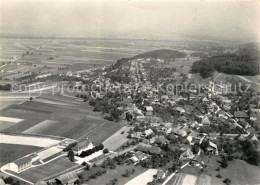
191, 54, 260, 78
131, 49, 186, 60
238, 42, 260, 57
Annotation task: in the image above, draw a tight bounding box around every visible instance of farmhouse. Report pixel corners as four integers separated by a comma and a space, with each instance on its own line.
72, 138, 94, 155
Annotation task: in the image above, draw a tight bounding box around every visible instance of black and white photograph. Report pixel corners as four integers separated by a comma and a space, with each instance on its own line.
0, 0, 259, 184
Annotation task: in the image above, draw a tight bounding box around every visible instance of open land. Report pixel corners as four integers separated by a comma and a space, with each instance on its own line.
0, 99, 123, 144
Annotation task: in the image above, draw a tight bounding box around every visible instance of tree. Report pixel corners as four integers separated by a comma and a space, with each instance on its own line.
192, 144, 199, 154
216, 173, 222, 178
223, 178, 231, 185
68, 150, 75, 162
4, 177, 14, 184
126, 112, 133, 121
103, 148, 109, 154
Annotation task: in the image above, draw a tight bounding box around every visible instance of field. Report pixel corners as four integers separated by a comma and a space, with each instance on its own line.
0, 133, 61, 147
15, 156, 79, 183
86, 164, 147, 185
102, 126, 132, 151
0, 100, 123, 144
165, 173, 211, 185
181, 154, 260, 185
22, 120, 58, 134
0, 143, 42, 166
125, 169, 158, 185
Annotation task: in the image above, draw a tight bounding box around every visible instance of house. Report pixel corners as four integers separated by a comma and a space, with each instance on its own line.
201, 115, 210, 125
143, 128, 154, 137
146, 106, 153, 112
146, 106, 153, 116
184, 105, 195, 114
72, 138, 94, 155
207, 141, 218, 154
131, 132, 142, 139
123, 96, 133, 105
202, 97, 209, 103
155, 136, 170, 145
161, 95, 169, 102
136, 116, 146, 122
172, 128, 187, 137
234, 111, 248, 119
186, 135, 193, 144
136, 143, 162, 154
156, 170, 166, 180
55, 171, 78, 185
150, 122, 160, 127
191, 155, 205, 166
176, 107, 185, 114
180, 148, 194, 160
130, 151, 149, 163
189, 130, 199, 139
248, 134, 259, 141
216, 110, 227, 119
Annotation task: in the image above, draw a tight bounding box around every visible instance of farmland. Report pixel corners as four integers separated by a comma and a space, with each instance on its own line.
165, 173, 211, 185
0, 133, 61, 147
181, 155, 260, 185
0, 143, 42, 166
0, 99, 123, 144
125, 169, 158, 185
102, 126, 132, 151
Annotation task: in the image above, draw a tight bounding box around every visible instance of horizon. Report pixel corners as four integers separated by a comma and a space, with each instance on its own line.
0, 0, 259, 43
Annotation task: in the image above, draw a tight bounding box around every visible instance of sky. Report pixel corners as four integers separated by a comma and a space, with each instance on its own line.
0, 0, 259, 42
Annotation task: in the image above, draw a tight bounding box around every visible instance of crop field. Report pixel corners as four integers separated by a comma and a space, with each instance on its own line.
0, 143, 42, 166
22, 120, 58, 134
125, 169, 158, 185
102, 126, 132, 151
0, 121, 18, 131
166, 173, 211, 185
0, 133, 61, 147
0, 116, 23, 123
16, 157, 79, 183
1, 101, 122, 144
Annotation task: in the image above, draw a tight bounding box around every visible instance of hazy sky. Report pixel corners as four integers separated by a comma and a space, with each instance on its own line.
0, 0, 259, 42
